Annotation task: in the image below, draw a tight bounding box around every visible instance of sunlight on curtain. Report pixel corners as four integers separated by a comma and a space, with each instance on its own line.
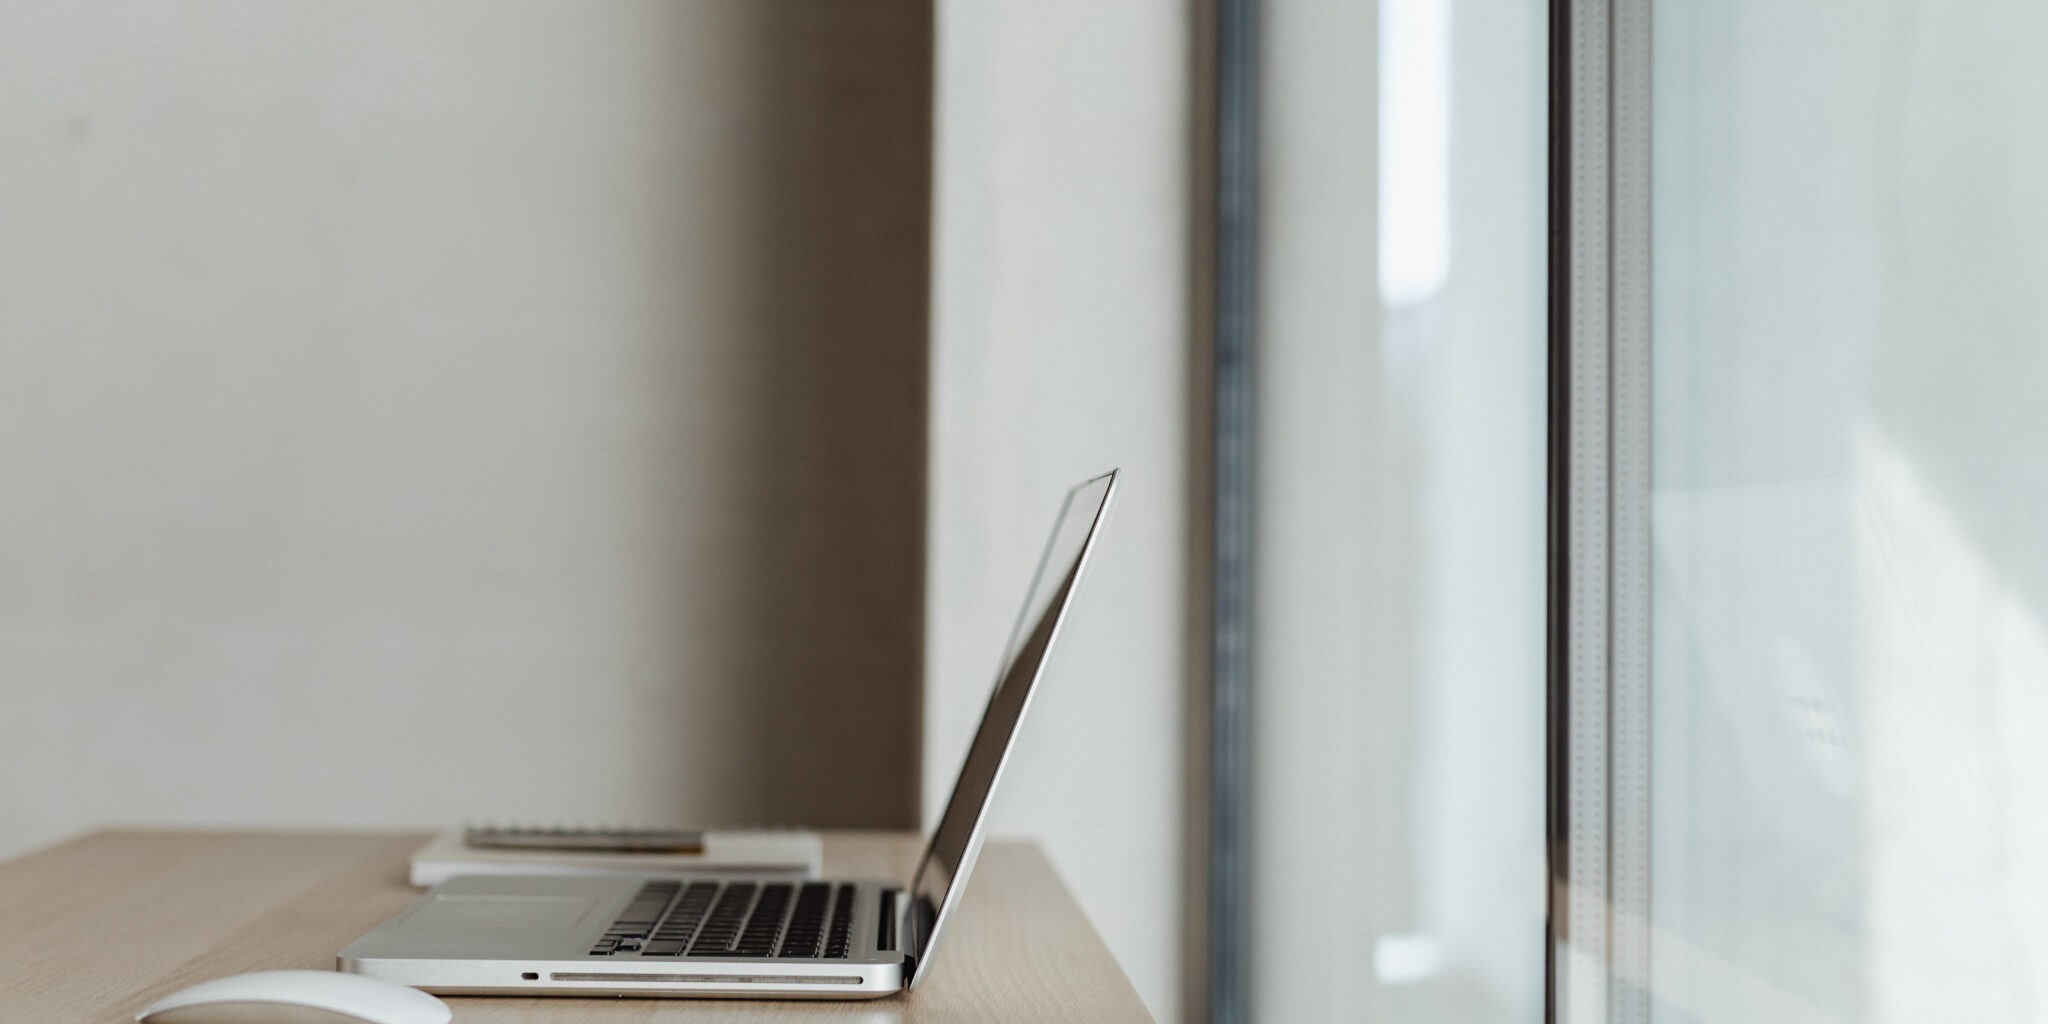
1251, 0, 1546, 1020
1650, 2, 2048, 1020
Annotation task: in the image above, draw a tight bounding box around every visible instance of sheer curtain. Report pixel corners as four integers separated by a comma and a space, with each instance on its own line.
1248, 0, 1546, 1019
1648, 2, 2048, 1021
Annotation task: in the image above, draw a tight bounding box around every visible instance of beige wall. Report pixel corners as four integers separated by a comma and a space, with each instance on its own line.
0, 1, 931, 859
927, 2, 1193, 1020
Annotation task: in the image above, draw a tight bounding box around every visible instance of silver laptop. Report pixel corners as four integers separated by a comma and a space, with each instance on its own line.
339, 470, 1118, 999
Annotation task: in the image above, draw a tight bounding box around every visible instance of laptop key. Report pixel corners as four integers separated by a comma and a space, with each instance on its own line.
777, 882, 831, 957
734, 884, 793, 957
822, 885, 856, 958
687, 884, 759, 955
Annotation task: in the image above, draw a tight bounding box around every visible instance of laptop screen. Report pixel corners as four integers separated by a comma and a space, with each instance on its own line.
906, 470, 1117, 980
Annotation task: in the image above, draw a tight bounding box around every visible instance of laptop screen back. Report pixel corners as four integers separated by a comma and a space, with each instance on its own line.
906, 471, 1116, 981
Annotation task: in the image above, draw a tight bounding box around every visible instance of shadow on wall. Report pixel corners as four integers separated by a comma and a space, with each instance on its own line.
620, 2, 933, 828
0, 0, 930, 848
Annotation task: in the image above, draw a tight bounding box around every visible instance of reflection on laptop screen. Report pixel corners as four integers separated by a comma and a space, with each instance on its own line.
907, 471, 1116, 972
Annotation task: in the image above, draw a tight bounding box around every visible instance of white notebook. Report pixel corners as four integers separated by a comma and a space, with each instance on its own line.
408, 827, 822, 887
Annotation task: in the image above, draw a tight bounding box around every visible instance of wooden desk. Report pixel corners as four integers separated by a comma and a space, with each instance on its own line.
0, 830, 1150, 1023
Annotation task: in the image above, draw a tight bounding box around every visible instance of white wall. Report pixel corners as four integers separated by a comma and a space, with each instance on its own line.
0, 1, 932, 859
927, 2, 1192, 1020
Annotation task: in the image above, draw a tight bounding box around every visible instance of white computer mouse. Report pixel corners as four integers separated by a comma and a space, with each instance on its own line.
135, 969, 452, 1024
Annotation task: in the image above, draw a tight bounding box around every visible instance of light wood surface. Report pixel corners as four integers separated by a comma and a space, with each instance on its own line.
0, 830, 1151, 1023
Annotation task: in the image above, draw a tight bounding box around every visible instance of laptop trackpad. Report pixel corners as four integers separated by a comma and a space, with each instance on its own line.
408, 894, 598, 931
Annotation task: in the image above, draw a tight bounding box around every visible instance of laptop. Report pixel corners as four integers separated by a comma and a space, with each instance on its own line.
339, 470, 1118, 999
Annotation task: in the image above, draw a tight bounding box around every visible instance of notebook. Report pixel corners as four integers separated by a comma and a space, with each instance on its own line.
408, 826, 821, 887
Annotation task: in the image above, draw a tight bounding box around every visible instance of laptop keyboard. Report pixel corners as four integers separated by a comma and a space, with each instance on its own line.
587, 881, 858, 959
